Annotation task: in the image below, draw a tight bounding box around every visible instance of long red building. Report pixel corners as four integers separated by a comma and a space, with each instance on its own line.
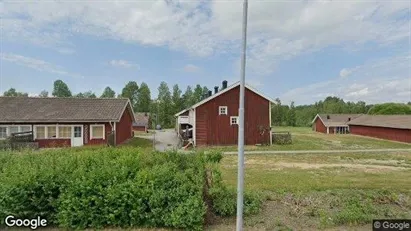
175, 81, 274, 146
0, 97, 135, 148
347, 115, 411, 143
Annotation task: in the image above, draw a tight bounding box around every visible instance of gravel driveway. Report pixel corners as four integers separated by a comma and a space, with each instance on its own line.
136, 129, 180, 152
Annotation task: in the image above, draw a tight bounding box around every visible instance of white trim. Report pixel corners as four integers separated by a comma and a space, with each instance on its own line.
71, 125, 84, 147
120, 100, 136, 123
90, 124, 106, 140
0, 126, 7, 140
327, 127, 329, 134
0, 125, 33, 139
311, 114, 326, 125
269, 103, 272, 145
33, 124, 83, 140
230, 116, 239, 125
193, 108, 196, 147
174, 82, 277, 117
219, 106, 228, 115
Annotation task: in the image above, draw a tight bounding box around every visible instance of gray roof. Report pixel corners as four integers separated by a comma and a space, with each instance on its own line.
0, 97, 133, 123
347, 115, 411, 129
314, 114, 363, 127
133, 112, 149, 126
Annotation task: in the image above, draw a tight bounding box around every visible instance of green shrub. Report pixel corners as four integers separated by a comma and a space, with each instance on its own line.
209, 185, 263, 217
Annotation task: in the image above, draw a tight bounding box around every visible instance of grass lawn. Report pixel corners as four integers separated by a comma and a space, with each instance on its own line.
209, 152, 411, 230
200, 126, 411, 152
121, 137, 153, 149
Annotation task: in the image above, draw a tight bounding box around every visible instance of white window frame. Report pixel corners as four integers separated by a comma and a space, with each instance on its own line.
0, 126, 8, 140
90, 124, 105, 140
230, 116, 239, 125
0, 125, 33, 140
58, 126, 72, 139
219, 106, 228, 115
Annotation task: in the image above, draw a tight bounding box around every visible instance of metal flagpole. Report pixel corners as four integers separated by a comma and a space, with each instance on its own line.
236, 0, 248, 230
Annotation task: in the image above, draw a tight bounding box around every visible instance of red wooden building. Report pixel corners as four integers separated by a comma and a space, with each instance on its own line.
312, 114, 363, 134
0, 97, 135, 148
133, 112, 149, 132
175, 81, 274, 146
347, 115, 411, 143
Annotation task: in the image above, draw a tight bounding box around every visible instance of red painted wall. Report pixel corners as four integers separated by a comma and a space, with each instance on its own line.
314, 118, 327, 133
84, 123, 112, 146
116, 107, 134, 145
349, 125, 411, 143
37, 139, 71, 148
195, 86, 270, 146
133, 126, 147, 132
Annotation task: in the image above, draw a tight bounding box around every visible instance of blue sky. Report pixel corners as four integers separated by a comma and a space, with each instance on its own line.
0, 0, 410, 105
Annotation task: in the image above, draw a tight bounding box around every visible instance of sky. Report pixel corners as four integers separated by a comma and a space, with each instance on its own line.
0, 0, 410, 105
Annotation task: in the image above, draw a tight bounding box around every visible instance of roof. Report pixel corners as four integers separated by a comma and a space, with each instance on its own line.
312, 114, 363, 127
0, 97, 135, 123
133, 112, 149, 126
175, 81, 276, 116
347, 115, 411, 129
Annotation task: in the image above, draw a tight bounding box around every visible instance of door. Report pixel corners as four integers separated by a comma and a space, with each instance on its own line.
72, 126, 83, 147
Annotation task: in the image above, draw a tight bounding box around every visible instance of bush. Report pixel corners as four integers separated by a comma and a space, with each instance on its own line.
0, 148, 207, 230
272, 132, 292, 145
209, 186, 263, 217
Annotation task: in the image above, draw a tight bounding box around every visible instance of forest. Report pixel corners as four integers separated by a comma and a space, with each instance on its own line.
3, 79, 411, 128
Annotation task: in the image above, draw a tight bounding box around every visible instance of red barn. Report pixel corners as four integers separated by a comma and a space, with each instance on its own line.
312, 114, 363, 134
0, 97, 135, 148
175, 81, 274, 146
133, 112, 149, 132
347, 115, 411, 143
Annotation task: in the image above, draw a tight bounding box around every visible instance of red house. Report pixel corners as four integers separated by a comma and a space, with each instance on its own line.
0, 97, 135, 148
132, 112, 150, 132
175, 81, 274, 146
312, 114, 363, 134
347, 115, 411, 143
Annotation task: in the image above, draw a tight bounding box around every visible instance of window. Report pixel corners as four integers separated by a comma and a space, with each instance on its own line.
230, 116, 238, 125
35, 126, 46, 139
47, 126, 57, 138
0, 127, 7, 139
219, 106, 228, 115
20, 126, 31, 132
9, 126, 19, 135
58, 126, 72, 138
90, 125, 105, 139
74, 126, 82, 138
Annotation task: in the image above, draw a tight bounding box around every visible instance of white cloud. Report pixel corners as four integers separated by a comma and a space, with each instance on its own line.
183, 64, 201, 73
0, 53, 84, 78
1, 1, 409, 75
109, 60, 138, 68
281, 54, 411, 105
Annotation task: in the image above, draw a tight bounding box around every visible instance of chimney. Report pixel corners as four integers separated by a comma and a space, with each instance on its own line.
214, 86, 219, 94
208, 90, 212, 97
222, 80, 228, 90
326, 115, 330, 120
144, 112, 148, 117
348, 117, 351, 121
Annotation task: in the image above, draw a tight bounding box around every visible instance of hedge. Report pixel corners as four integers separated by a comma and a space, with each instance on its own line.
0, 147, 262, 230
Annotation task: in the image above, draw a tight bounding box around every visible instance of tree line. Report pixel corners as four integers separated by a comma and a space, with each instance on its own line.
3, 81, 410, 128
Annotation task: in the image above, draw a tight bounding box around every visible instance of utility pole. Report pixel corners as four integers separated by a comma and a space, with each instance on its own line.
236, 0, 248, 231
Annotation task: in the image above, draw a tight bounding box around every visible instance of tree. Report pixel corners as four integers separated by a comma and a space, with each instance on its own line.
135, 82, 151, 112
52, 80, 72, 97
182, 86, 194, 108
271, 98, 283, 126
193, 84, 204, 103
202, 86, 209, 98
75, 91, 97, 98
39, 90, 49, 97
157, 82, 173, 128
3, 88, 28, 97
121, 81, 139, 109
286, 101, 297, 126
172, 84, 183, 114
100, 87, 116, 98
368, 103, 411, 115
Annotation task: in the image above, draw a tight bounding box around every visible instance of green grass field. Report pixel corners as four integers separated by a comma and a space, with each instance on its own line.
208, 152, 411, 230
201, 126, 411, 152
